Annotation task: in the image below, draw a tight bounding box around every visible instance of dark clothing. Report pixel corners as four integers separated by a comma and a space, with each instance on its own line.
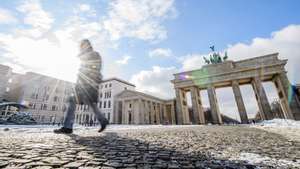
75, 50, 102, 104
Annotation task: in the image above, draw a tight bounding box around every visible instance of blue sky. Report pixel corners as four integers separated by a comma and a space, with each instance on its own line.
1, 0, 300, 119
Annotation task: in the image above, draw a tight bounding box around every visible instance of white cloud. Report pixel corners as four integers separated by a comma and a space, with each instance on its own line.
103, 0, 176, 41
79, 4, 91, 12
130, 66, 178, 99
0, 8, 17, 24
181, 53, 206, 71
76, 3, 96, 17
149, 48, 172, 58
227, 24, 300, 83
116, 55, 132, 65
17, 0, 54, 31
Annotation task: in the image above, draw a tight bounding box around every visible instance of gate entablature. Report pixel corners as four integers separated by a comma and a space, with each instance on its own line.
171, 53, 286, 89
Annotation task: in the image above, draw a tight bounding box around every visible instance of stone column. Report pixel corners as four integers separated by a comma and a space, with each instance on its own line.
170, 101, 176, 124
232, 80, 249, 124
145, 101, 150, 124
150, 101, 155, 124
175, 88, 183, 124
279, 73, 300, 120
156, 103, 161, 124
190, 86, 205, 124
138, 98, 144, 124
163, 105, 167, 124
273, 73, 298, 119
113, 100, 119, 123
121, 100, 126, 124
207, 85, 222, 124
159, 103, 164, 124
175, 88, 189, 124
251, 77, 272, 120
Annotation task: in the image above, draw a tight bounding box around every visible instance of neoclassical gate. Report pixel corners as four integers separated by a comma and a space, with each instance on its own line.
171, 53, 300, 124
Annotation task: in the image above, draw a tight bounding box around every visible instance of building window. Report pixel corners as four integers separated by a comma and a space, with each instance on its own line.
104, 101, 106, 108
124, 87, 127, 90
84, 105, 89, 111
44, 104, 47, 110
108, 112, 110, 121
41, 104, 47, 110
129, 104, 132, 108
54, 96, 59, 102
108, 101, 111, 108
109, 83, 112, 87
105, 84, 107, 88
100, 93, 103, 98
99, 101, 102, 108
31, 93, 38, 99
51, 105, 56, 111
62, 105, 66, 111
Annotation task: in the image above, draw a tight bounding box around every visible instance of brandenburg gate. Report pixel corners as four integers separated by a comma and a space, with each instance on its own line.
171, 53, 300, 124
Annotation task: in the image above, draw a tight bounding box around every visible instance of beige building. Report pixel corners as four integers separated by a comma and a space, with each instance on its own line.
1, 66, 135, 124
172, 53, 300, 124
16, 72, 74, 123
0, 64, 12, 102
113, 90, 176, 124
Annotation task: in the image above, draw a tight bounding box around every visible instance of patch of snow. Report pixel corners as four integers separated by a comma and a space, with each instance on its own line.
239, 152, 271, 164
256, 118, 300, 129
0, 124, 199, 134
237, 152, 300, 168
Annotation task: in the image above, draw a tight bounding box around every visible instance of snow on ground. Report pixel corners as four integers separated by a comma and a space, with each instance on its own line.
253, 118, 300, 142
0, 124, 199, 134
234, 152, 300, 168
256, 118, 300, 129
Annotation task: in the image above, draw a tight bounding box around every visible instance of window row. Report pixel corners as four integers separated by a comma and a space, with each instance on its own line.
100, 83, 112, 89
30, 94, 69, 103
76, 104, 90, 111
28, 103, 60, 111
99, 91, 112, 99
98, 100, 111, 109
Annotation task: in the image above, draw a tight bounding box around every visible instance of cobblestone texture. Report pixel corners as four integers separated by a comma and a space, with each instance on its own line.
0, 125, 299, 169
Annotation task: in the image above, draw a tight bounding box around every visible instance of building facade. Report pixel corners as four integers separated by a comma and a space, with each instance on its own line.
74, 78, 135, 124
1, 67, 136, 124
0, 64, 12, 102
17, 72, 74, 123
113, 90, 177, 125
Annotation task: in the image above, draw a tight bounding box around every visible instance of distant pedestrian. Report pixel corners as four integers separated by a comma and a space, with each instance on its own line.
90, 119, 94, 126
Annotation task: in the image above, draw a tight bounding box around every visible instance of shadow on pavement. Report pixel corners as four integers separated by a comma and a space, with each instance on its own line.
68, 132, 264, 169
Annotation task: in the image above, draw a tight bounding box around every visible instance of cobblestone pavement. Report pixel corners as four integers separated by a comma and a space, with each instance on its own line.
0, 125, 299, 169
